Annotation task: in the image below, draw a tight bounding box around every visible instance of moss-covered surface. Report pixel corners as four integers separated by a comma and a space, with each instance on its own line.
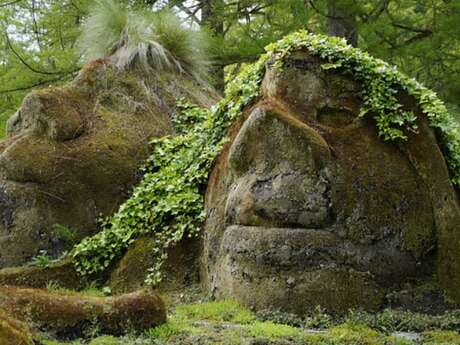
37, 297, 460, 345
0, 58, 219, 269
109, 236, 200, 295
0, 286, 166, 339
0, 258, 85, 289
0, 313, 36, 345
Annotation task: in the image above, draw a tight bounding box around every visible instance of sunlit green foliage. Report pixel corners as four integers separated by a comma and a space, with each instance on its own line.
30, 249, 52, 267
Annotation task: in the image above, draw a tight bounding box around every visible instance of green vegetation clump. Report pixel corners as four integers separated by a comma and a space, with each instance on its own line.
46, 281, 111, 298
257, 307, 460, 333
30, 250, 52, 268
52, 224, 79, 248
247, 321, 303, 340
77, 0, 208, 80
423, 330, 460, 345
38, 300, 460, 345
175, 299, 255, 324
72, 31, 460, 283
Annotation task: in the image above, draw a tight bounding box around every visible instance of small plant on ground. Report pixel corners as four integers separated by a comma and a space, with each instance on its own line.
175, 299, 255, 324
423, 330, 460, 345
52, 224, 79, 247
247, 321, 303, 340
146, 322, 182, 341
31, 249, 52, 267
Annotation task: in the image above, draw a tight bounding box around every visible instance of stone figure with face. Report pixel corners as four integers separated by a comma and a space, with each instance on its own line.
0, 61, 216, 268
201, 51, 460, 313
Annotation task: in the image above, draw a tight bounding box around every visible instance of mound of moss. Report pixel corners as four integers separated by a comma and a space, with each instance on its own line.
0, 286, 166, 339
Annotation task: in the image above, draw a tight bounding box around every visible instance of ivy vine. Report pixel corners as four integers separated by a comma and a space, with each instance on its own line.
72, 31, 460, 284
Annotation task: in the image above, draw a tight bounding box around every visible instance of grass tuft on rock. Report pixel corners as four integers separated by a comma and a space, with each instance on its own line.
77, 0, 209, 80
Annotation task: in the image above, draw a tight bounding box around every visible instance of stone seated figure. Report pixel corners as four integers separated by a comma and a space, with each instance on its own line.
201, 51, 460, 313
0, 61, 216, 268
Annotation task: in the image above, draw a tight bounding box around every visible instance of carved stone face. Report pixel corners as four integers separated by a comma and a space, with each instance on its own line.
201, 52, 460, 313
0, 62, 215, 268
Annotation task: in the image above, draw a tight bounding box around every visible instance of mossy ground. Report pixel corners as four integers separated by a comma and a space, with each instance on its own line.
38, 290, 460, 345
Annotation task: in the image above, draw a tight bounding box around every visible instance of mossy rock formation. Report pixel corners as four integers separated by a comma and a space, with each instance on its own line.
0, 286, 166, 339
109, 236, 200, 295
0, 258, 84, 289
201, 49, 460, 313
0, 59, 218, 268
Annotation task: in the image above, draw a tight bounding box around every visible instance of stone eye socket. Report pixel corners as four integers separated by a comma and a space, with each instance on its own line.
317, 106, 356, 128
6, 92, 84, 142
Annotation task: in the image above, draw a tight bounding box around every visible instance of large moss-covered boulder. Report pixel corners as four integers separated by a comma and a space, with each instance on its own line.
201, 39, 460, 313
0, 60, 218, 268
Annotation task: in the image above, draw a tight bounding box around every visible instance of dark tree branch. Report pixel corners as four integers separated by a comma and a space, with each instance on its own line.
0, 76, 66, 94
307, 0, 340, 19
213, 53, 260, 67
391, 22, 433, 34
0, 0, 22, 8
361, 0, 390, 23
4, 32, 65, 75
169, 0, 201, 24
389, 22, 433, 44
404, 30, 433, 44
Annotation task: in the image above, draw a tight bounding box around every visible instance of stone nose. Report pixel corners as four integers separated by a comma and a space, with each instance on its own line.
6, 91, 84, 142
225, 105, 333, 229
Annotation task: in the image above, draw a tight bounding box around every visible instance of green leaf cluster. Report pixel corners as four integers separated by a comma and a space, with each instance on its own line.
72, 31, 460, 283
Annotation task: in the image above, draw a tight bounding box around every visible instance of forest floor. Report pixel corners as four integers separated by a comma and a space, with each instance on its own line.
41, 286, 460, 345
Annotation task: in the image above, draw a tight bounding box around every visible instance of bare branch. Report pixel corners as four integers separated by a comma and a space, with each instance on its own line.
361, 0, 390, 23
0, 0, 22, 8
4, 32, 65, 75
0, 76, 66, 94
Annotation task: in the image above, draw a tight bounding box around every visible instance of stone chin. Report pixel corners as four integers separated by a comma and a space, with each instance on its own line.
201, 51, 460, 313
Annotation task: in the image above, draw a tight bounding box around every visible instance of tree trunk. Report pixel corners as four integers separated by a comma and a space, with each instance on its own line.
327, 0, 358, 46
201, 0, 225, 92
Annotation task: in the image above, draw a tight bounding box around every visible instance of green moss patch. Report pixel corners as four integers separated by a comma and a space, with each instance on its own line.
39, 299, 460, 345
175, 299, 255, 324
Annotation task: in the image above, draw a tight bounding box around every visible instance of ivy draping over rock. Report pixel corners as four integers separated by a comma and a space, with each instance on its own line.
72, 31, 460, 283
